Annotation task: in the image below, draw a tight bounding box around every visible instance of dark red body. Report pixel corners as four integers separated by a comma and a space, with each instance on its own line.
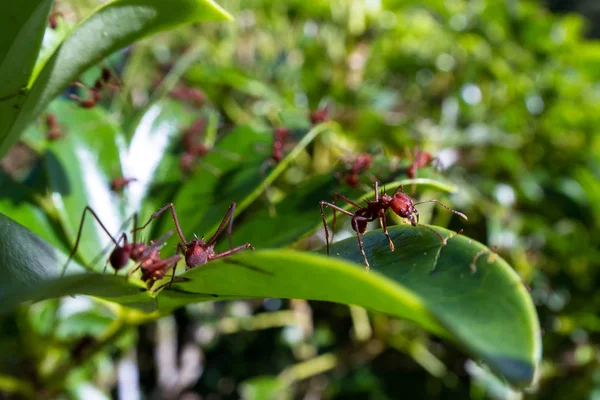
407, 150, 435, 179
110, 177, 137, 192
271, 127, 290, 163
310, 108, 329, 125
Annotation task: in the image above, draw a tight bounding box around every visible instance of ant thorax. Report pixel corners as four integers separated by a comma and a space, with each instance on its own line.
185, 239, 216, 269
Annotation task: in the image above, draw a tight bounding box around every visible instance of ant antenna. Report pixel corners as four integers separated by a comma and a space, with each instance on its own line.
413, 199, 468, 220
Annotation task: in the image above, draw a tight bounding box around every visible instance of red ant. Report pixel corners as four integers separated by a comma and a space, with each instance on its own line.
319, 182, 468, 270
342, 153, 373, 187
110, 177, 137, 192
407, 148, 440, 179
179, 117, 217, 174
310, 107, 329, 125
69, 67, 121, 108
61, 207, 180, 285
170, 85, 206, 107
271, 127, 290, 163
48, 12, 63, 30
126, 232, 182, 288
45, 113, 64, 141
134, 202, 254, 271
259, 126, 290, 175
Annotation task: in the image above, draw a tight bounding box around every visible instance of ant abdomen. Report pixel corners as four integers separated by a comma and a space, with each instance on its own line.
110, 247, 130, 270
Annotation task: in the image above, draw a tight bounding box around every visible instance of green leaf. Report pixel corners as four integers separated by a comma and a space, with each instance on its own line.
0, 0, 54, 143
0, 0, 233, 157
0, 171, 67, 252
157, 226, 540, 387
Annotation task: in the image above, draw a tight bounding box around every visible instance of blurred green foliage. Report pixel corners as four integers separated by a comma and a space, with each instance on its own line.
1, 0, 599, 398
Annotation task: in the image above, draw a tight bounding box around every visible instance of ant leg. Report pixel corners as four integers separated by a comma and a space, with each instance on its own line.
351, 217, 370, 271
135, 203, 187, 244
332, 193, 362, 209
320, 202, 355, 256
331, 193, 361, 242
378, 212, 394, 251
413, 199, 468, 221
209, 243, 255, 261
418, 224, 448, 245
62, 206, 119, 277
206, 203, 236, 248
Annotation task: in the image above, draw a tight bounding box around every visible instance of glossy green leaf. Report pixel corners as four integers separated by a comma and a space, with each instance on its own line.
0, 206, 539, 386
0, 171, 67, 252
157, 225, 540, 387
0, 212, 154, 313
0, 0, 54, 143
0, 0, 232, 157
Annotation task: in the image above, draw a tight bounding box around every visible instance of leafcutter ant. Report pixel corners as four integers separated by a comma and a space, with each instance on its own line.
259, 126, 291, 175
48, 12, 63, 30
170, 85, 206, 107
178, 117, 223, 175
271, 127, 290, 164
69, 67, 121, 108
310, 107, 329, 125
110, 177, 137, 192
319, 182, 468, 270
61, 207, 177, 278
125, 231, 182, 289
341, 152, 373, 188
407, 147, 440, 179
134, 202, 254, 271
45, 113, 64, 141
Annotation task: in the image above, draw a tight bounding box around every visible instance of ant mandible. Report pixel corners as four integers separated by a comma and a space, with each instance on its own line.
319, 182, 468, 270
134, 202, 254, 271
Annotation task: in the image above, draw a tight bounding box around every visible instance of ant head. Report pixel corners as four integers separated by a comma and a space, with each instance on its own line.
390, 190, 418, 223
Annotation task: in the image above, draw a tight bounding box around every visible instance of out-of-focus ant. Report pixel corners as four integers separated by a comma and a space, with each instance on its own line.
310, 107, 329, 125
134, 202, 254, 271
271, 127, 290, 164
259, 126, 291, 175
178, 117, 219, 174
48, 12, 63, 30
69, 67, 121, 109
110, 177, 137, 193
170, 85, 206, 107
61, 207, 180, 286
406, 147, 440, 179
341, 152, 373, 188
319, 182, 468, 270
45, 113, 64, 141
